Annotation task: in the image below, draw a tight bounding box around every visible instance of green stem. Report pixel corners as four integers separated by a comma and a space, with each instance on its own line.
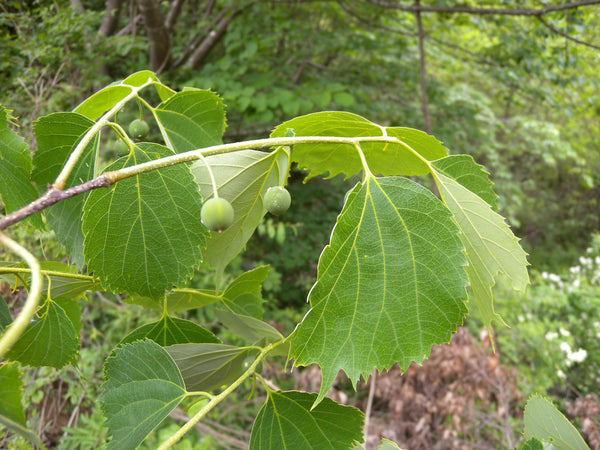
0, 232, 42, 359
196, 153, 219, 199
53, 78, 155, 190
157, 341, 282, 450
0, 267, 97, 282
354, 142, 374, 180
104, 135, 403, 184
107, 122, 135, 148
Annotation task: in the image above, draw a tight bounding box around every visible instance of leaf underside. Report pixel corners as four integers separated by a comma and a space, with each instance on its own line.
432, 169, 529, 330
192, 148, 289, 276
166, 343, 259, 392
523, 395, 589, 450
290, 175, 469, 405
271, 111, 447, 179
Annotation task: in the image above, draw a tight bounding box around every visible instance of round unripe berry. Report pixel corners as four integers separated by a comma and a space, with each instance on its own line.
201, 197, 234, 232
128, 119, 150, 140
114, 139, 129, 154
264, 186, 291, 216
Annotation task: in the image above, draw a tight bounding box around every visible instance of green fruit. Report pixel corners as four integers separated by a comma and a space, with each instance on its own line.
128, 119, 150, 140
201, 197, 234, 232
114, 139, 129, 154
264, 186, 291, 216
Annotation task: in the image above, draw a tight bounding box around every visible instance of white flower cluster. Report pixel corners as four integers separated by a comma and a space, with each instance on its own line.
541, 247, 600, 291
559, 341, 588, 365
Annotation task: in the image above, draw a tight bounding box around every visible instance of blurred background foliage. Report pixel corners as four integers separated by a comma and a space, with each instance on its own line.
1, 0, 600, 448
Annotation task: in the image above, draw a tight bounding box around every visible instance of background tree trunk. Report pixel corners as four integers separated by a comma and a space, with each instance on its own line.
136, 0, 171, 72
99, 0, 124, 37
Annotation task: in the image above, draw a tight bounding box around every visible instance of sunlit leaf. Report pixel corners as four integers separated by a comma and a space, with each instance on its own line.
120, 316, 220, 346
33, 112, 99, 266
524, 395, 589, 450
75, 85, 133, 121
271, 112, 447, 180
378, 439, 404, 450
432, 170, 529, 330
122, 70, 175, 102
5, 299, 79, 368
155, 89, 225, 153
166, 343, 259, 392
100, 340, 186, 450
0, 363, 45, 449
249, 391, 364, 450
432, 155, 498, 210
192, 148, 290, 276
290, 175, 468, 405
74, 71, 173, 120
82, 143, 207, 300
0, 106, 43, 228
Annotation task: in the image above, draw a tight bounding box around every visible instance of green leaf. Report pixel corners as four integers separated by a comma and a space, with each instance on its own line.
100, 340, 186, 450
155, 89, 226, 153
290, 175, 468, 405
6, 298, 79, 368
0, 294, 11, 331
120, 316, 220, 346
221, 266, 269, 319
127, 266, 269, 314
0, 362, 45, 449
166, 343, 259, 392
74, 71, 174, 120
0, 106, 43, 228
432, 170, 529, 330
33, 112, 100, 266
432, 155, 498, 210
0, 362, 25, 426
74, 85, 132, 121
54, 297, 82, 334
215, 309, 283, 344
519, 438, 545, 450
122, 70, 175, 102
249, 390, 364, 450
124, 288, 221, 313
524, 395, 589, 450
82, 143, 208, 300
271, 112, 447, 180
379, 439, 404, 450
192, 148, 290, 276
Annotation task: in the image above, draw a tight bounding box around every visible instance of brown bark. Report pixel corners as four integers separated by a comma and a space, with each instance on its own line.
136, 0, 171, 73
99, 0, 124, 37
367, 0, 600, 16
187, 9, 241, 69
165, 0, 186, 32
415, 0, 430, 135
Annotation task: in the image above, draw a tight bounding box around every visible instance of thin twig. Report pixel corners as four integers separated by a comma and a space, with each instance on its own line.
364, 369, 377, 446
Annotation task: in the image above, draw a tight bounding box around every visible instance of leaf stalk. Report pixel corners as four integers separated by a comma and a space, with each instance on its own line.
0, 232, 42, 358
